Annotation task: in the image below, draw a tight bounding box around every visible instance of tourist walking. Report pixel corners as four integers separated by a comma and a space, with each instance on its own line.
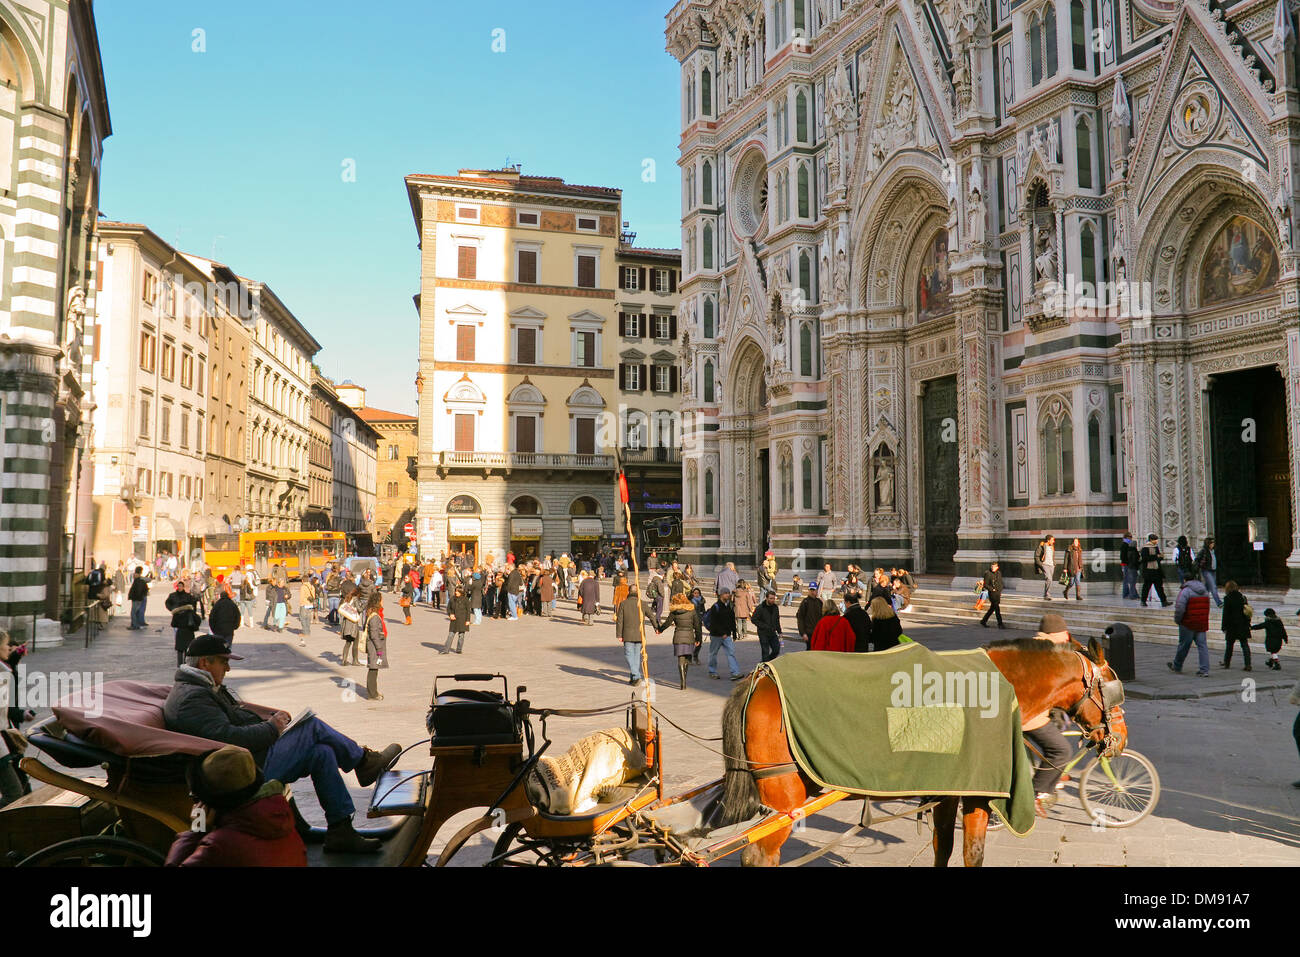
689, 587, 706, 662
505, 564, 523, 621
166, 582, 201, 666
444, 584, 472, 655
816, 563, 838, 598
647, 568, 665, 620
271, 582, 290, 633
808, 600, 855, 653
1220, 581, 1252, 671
616, 585, 655, 686
363, 592, 387, 700
1174, 535, 1196, 586
1140, 534, 1169, 607
578, 571, 601, 625
469, 569, 485, 625
1197, 537, 1223, 608
980, 561, 1005, 629
339, 593, 362, 666
1252, 609, 1289, 670
112, 562, 127, 615
399, 577, 415, 626
869, 596, 903, 651
657, 592, 700, 688
843, 592, 872, 653
1034, 535, 1056, 600
733, 580, 756, 639
1063, 538, 1084, 601
796, 582, 824, 646
209, 588, 241, 648
127, 567, 149, 630
1169, 575, 1211, 677
298, 578, 316, 645
324, 565, 342, 625
716, 562, 739, 597
538, 569, 554, 617
1119, 532, 1139, 600
704, 589, 742, 681
752, 588, 783, 662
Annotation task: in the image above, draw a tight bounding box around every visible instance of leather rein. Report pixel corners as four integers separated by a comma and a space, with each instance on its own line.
1063, 650, 1124, 756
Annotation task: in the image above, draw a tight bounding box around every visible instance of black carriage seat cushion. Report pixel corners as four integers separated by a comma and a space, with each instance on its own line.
28, 730, 128, 773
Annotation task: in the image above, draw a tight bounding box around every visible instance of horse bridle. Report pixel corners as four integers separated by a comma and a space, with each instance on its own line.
1064, 650, 1125, 755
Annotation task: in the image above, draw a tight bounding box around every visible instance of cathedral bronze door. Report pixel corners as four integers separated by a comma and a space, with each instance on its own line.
1210, 367, 1293, 586
921, 376, 959, 574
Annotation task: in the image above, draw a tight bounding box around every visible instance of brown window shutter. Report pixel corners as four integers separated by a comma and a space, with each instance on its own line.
518, 250, 537, 284
515, 416, 535, 453
669, 314, 678, 340
639, 364, 647, 390
92, 325, 101, 361
576, 417, 596, 455
670, 366, 679, 393
456, 325, 475, 361
618, 312, 627, 336
458, 246, 477, 279
639, 267, 647, 291
618, 363, 626, 389
517, 328, 535, 364
578, 256, 595, 288
669, 269, 677, 293
454, 414, 474, 452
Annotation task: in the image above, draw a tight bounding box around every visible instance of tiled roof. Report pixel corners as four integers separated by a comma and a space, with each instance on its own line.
355, 406, 417, 423
407, 173, 621, 199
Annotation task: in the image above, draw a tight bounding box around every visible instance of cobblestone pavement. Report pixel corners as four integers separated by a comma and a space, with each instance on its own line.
17, 582, 1300, 866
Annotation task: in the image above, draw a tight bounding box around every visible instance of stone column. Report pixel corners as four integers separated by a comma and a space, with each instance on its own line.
1284, 328, 1300, 600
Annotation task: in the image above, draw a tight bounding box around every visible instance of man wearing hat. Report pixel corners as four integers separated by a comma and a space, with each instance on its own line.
165, 745, 306, 866
163, 635, 401, 854
796, 581, 824, 646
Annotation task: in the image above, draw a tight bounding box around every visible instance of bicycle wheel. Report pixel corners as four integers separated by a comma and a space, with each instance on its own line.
1078, 750, 1160, 828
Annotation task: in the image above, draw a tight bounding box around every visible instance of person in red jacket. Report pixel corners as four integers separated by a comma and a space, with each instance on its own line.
1169, 576, 1211, 677
166, 746, 307, 867
808, 600, 857, 653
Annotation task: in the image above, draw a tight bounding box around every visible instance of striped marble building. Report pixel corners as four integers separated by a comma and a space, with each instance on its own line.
0, 0, 110, 637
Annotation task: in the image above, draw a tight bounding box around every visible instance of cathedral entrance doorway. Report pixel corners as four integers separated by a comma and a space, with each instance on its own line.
1209, 366, 1293, 586
921, 375, 959, 574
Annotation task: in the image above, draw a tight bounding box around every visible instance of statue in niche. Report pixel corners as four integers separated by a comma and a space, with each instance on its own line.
873, 445, 896, 511
1035, 229, 1058, 286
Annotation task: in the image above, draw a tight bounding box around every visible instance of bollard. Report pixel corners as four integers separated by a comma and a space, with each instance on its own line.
1103, 623, 1135, 681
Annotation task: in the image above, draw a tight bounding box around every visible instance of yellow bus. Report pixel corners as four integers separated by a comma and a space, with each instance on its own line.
202, 531, 347, 581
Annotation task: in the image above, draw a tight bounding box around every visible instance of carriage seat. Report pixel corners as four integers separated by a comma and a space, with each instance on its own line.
526, 728, 647, 816
26, 718, 128, 772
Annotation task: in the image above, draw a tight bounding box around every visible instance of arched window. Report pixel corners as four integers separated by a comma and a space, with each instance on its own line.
236, 428, 243, 460
799, 323, 813, 377
780, 451, 793, 511
1040, 403, 1075, 496
703, 222, 714, 269
1070, 0, 1087, 70
704, 359, 715, 402
701, 68, 712, 117
687, 463, 698, 516
510, 496, 542, 515
704, 297, 715, 338
794, 0, 806, 35
1076, 117, 1092, 190
223, 424, 231, 458
570, 496, 600, 516
795, 89, 808, 142
1029, 13, 1043, 85
1045, 3, 1058, 77
797, 163, 810, 218
705, 469, 715, 515
799, 250, 812, 304
1087, 414, 1103, 493
1080, 221, 1096, 290
686, 167, 696, 209
447, 494, 482, 514
702, 160, 713, 206
801, 455, 814, 510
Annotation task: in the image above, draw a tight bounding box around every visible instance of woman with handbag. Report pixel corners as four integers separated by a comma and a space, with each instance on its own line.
1220, 581, 1252, 671
399, 578, 415, 626
363, 592, 388, 701
1063, 538, 1084, 601
339, 594, 362, 665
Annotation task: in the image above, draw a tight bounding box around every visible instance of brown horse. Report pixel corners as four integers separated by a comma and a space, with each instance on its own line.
719, 637, 1128, 866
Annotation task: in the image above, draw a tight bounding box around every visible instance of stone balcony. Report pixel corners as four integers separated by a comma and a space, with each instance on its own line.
434, 450, 615, 479
618, 446, 682, 465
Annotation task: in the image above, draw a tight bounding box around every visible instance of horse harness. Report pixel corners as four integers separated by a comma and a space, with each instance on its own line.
1063, 650, 1125, 754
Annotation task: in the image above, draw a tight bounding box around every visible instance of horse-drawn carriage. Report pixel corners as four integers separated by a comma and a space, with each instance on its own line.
0, 631, 1155, 868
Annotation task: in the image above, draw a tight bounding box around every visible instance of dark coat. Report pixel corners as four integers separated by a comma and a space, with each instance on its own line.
871, 614, 903, 651
365, 612, 388, 669
984, 568, 1004, 597
705, 599, 738, 638
469, 575, 485, 605
506, 569, 523, 594
166, 591, 200, 652
578, 576, 600, 612
751, 601, 782, 640
844, 603, 873, 653
1065, 545, 1084, 575
796, 594, 824, 638
538, 573, 555, 603
447, 594, 472, 634
128, 577, 149, 602
165, 786, 306, 867
1252, 617, 1289, 653
1220, 590, 1251, 641
209, 595, 241, 639
657, 604, 699, 656
616, 594, 653, 643
163, 667, 280, 766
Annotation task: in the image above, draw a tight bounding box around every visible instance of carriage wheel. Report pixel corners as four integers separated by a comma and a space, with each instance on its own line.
487, 823, 581, 867
17, 836, 166, 868
1078, 750, 1160, 828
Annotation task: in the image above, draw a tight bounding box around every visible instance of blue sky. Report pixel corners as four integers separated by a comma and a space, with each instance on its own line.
95, 0, 683, 415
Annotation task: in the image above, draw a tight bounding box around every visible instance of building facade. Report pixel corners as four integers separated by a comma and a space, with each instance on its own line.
307, 372, 337, 531
327, 387, 380, 536
245, 286, 321, 532
355, 402, 419, 550
0, 0, 110, 633
668, 0, 1300, 594
406, 167, 622, 564
614, 239, 686, 560
89, 225, 215, 566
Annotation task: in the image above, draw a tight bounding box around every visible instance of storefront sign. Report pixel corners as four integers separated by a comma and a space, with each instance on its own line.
511, 518, 543, 539
448, 518, 481, 539
571, 518, 604, 540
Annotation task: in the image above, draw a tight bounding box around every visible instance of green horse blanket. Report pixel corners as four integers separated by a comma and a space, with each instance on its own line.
760, 643, 1037, 836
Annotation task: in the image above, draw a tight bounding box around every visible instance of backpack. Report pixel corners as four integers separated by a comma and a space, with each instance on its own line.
701, 605, 714, 632
1176, 546, 1195, 575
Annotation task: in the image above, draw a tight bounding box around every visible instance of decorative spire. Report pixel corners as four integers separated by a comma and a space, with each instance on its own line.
1273, 0, 1295, 54
1111, 73, 1130, 126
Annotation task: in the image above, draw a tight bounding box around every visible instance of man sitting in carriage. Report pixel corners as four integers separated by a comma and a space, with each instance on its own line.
163, 635, 401, 854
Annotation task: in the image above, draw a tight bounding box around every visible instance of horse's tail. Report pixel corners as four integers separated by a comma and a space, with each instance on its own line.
720, 679, 761, 825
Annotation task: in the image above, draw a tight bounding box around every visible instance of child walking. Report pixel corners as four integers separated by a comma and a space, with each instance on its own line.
1251, 608, 1290, 670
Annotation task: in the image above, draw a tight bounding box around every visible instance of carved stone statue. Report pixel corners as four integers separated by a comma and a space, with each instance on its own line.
825, 57, 857, 193
1045, 122, 1059, 165
966, 162, 986, 248
874, 454, 895, 510
1035, 229, 1057, 286
833, 248, 849, 302
1275, 179, 1293, 253
63, 285, 86, 353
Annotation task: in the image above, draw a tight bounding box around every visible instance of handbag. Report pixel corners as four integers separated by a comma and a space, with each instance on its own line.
1057, 568, 1070, 587
340, 601, 361, 624
399, 596, 411, 608
1242, 603, 1253, 621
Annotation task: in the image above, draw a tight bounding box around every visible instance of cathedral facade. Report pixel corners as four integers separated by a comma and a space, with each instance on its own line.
666, 0, 1300, 595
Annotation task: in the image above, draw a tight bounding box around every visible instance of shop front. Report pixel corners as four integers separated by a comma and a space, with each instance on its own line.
570, 517, 604, 564
509, 518, 543, 564
447, 517, 480, 565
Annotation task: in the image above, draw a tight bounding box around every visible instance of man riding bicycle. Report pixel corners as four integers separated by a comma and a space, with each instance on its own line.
1023, 613, 1074, 816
